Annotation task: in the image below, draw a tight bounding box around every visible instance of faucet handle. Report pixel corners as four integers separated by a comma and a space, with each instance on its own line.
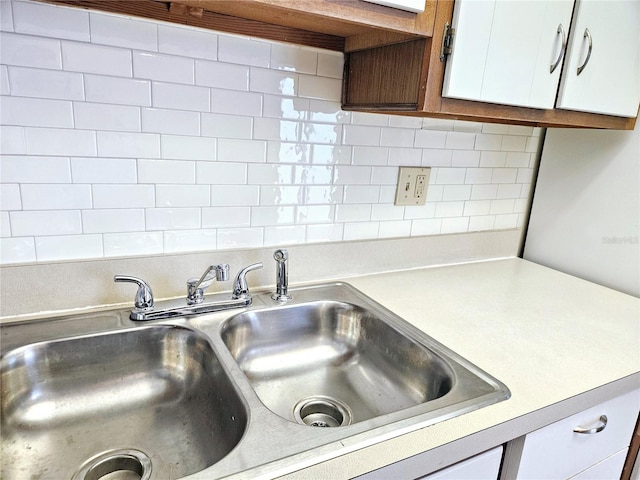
231, 263, 263, 300
114, 275, 154, 310
187, 264, 230, 304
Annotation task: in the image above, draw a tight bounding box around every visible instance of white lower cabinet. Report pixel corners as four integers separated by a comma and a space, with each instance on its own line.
502, 389, 640, 479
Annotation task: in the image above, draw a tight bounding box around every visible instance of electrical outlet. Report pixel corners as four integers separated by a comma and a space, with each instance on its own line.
394, 167, 431, 206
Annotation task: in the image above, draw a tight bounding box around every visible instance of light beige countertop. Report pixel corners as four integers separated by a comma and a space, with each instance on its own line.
275, 258, 640, 479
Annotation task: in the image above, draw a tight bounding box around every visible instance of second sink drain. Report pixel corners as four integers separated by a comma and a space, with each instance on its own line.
294, 396, 352, 427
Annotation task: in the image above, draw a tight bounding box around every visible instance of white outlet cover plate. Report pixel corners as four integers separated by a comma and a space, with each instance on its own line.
394, 167, 431, 206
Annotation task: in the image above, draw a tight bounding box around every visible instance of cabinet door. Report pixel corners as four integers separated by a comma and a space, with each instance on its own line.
442, 0, 574, 109
556, 0, 640, 117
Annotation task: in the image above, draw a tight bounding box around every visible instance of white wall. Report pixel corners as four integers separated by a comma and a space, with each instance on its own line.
524, 123, 640, 297
0, 0, 540, 265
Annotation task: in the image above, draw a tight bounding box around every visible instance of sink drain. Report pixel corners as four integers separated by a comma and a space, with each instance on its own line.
294, 396, 352, 427
73, 449, 152, 480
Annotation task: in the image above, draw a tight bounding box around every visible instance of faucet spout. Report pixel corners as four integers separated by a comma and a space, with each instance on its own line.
231, 263, 263, 300
271, 249, 292, 302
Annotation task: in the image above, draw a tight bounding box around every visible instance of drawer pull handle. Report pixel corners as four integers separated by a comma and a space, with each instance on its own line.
573, 415, 607, 434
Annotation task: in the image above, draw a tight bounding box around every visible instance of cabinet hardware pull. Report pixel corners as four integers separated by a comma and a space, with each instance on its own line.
550, 23, 567, 74
577, 28, 593, 76
573, 415, 607, 434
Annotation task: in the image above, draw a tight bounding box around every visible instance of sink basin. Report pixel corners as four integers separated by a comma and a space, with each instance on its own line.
221, 283, 507, 429
1, 325, 247, 480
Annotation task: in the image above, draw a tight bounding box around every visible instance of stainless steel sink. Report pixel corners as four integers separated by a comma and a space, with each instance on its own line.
0, 282, 509, 479
1, 324, 247, 480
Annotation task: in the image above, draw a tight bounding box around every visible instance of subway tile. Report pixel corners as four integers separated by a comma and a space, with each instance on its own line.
156, 185, 210, 207
470, 184, 499, 200
8, 66, 84, 100
218, 138, 266, 163
267, 142, 309, 163
21, 184, 91, 210
494, 213, 519, 230
197, 162, 247, 185
211, 89, 262, 116
1, 212, 12, 236
138, 159, 195, 184
517, 168, 534, 184
514, 198, 528, 213
92, 185, 154, 208
1, 1, 13, 32
507, 125, 534, 136
496, 184, 522, 199
441, 217, 469, 234
380, 127, 415, 147
378, 220, 412, 239
13, 1, 89, 41
25, 127, 96, 156
90, 13, 157, 51
505, 152, 531, 168
422, 149, 452, 167
371, 166, 398, 185
421, 118, 455, 131
445, 131, 475, 150
404, 203, 436, 220
85, 75, 151, 106
2, 156, 71, 183
351, 112, 388, 127
1, 66, 9, 94
133, 51, 194, 84
264, 225, 306, 246
253, 118, 298, 142
371, 204, 404, 221
263, 95, 308, 120
161, 134, 216, 160
217, 227, 263, 249
294, 165, 332, 185
489, 199, 515, 215
152, 81, 210, 111
141, 108, 199, 136
103, 231, 163, 257
469, 215, 496, 232
97, 131, 159, 158
453, 120, 483, 133
146, 207, 200, 230
218, 35, 270, 68
387, 147, 421, 166
501, 135, 527, 152
415, 129, 447, 149
259, 186, 302, 205
1, 184, 21, 210
463, 200, 491, 216
298, 74, 341, 101
83, 209, 145, 233
342, 125, 380, 146
526, 136, 541, 153
1, 32, 62, 69
306, 223, 344, 243
464, 168, 493, 184
378, 186, 395, 203
434, 168, 466, 185
334, 166, 371, 185
159, 25, 217, 60
271, 44, 317, 74
210, 185, 259, 207
195, 60, 249, 90
352, 146, 388, 166
164, 229, 217, 253
302, 122, 340, 144
343, 222, 379, 241
72, 158, 137, 184
1, 238, 36, 264
475, 133, 503, 151
35, 234, 103, 262
304, 185, 343, 205
316, 52, 344, 78
202, 206, 250, 228
388, 116, 422, 129
74, 102, 141, 132
442, 185, 472, 201
482, 123, 510, 134
250, 206, 295, 226
308, 99, 350, 124
201, 113, 252, 139
11, 210, 82, 236
250, 67, 297, 95
312, 144, 351, 165
434, 201, 464, 218
480, 151, 507, 167
335, 204, 371, 222
342, 185, 380, 204
491, 168, 518, 184
63, 41, 132, 76
451, 150, 480, 168
296, 205, 335, 224
1, 96, 73, 128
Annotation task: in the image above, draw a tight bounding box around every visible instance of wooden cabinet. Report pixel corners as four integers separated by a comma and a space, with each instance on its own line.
556, 0, 640, 117
501, 389, 640, 479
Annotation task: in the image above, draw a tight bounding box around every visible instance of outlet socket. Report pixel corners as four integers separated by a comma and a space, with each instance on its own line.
394, 167, 431, 206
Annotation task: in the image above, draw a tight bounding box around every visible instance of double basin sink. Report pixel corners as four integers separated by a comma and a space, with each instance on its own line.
1, 282, 510, 479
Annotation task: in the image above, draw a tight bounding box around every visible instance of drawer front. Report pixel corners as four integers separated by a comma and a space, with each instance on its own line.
420, 446, 503, 480
517, 389, 639, 479
569, 448, 628, 480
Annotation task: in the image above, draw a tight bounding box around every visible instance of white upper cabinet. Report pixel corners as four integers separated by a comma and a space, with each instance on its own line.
442, 0, 574, 109
556, 0, 640, 117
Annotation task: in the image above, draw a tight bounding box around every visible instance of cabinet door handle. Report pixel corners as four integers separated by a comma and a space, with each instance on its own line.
550, 23, 567, 74
577, 28, 593, 76
573, 415, 607, 434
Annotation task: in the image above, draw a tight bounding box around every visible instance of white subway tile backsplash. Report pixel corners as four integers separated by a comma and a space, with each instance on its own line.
1, 95, 73, 128
133, 51, 193, 84
21, 184, 91, 210
90, 13, 157, 51
11, 210, 82, 236
152, 81, 210, 112
25, 127, 96, 156
13, 0, 89, 41
85, 75, 151, 106
63, 41, 132, 76
141, 108, 199, 136
8, 66, 84, 100
1, 32, 62, 69
97, 131, 159, 158
74, 102, 141, 132
159, 25, 217, 61
0, 1, 540, 265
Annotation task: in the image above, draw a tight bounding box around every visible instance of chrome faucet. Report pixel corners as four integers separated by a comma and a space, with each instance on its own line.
115, 262, 262, 321
271, 249, 292, 302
